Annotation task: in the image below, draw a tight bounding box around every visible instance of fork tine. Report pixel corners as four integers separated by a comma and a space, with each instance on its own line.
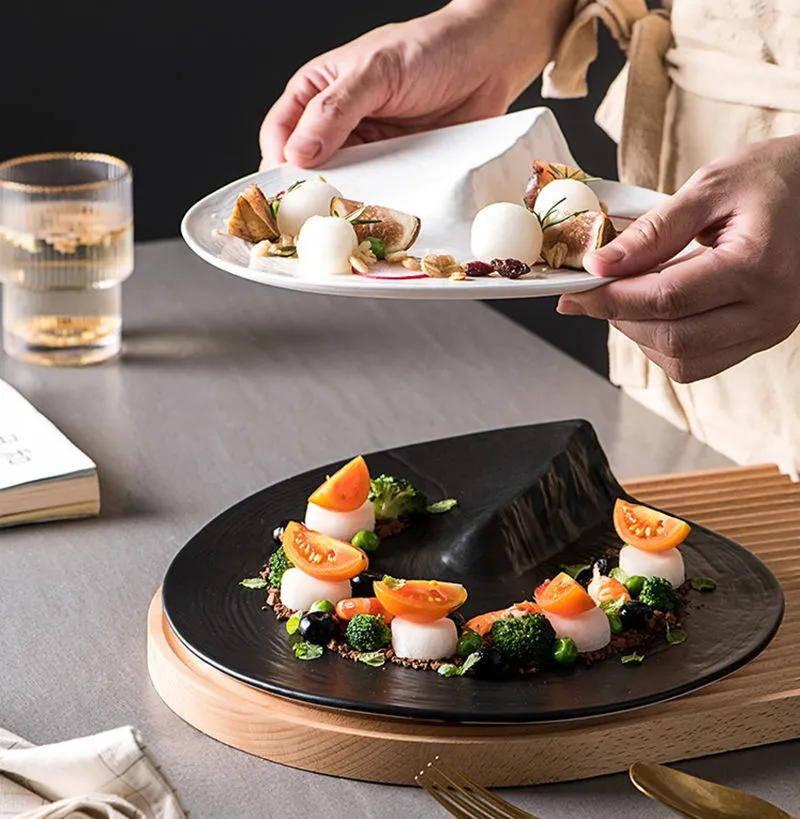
415, 771, 480, 819
417, 756, 536, 819
434, 760, 536, 819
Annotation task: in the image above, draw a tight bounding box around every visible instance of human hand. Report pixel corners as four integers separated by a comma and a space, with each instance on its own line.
557, 135, 800, 383
259, 0, 575, 169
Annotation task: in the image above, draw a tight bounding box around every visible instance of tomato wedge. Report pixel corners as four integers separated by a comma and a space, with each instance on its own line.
535, 572, 596, 616
282, 521, 368, 581
613, 499, 691, 552
335, 597, 394, 623
373, 578, 467, 624
308, 455, 371, 512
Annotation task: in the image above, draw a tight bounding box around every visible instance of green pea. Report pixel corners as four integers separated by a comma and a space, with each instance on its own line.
456, 629, 483, 659
624, 575, 646, 597
607, 613, 623, 634
352, 530, 380, 553
552, 637, 578, 666
309, 599, 335, 615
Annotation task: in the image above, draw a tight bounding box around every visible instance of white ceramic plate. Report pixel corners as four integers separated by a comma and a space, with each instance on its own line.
181, 112, 699, 300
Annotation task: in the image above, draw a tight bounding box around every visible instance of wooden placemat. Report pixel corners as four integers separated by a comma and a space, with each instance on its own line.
146, 464, 800, 786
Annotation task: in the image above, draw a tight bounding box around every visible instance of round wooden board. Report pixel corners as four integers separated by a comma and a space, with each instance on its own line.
146, 465, 800, 786
147, 588, 597, 786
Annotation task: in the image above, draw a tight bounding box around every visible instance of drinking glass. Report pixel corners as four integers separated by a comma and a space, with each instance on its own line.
0, 152, 133, 366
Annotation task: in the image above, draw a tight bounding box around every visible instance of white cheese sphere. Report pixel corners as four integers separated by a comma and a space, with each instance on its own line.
619, 545, 686, 589
533, 179, 600, 225
276, 178, 342, 237
470, 202, 543, 265
304, 499, 375, 542
391, 616, 458, 661
544, 606, 611, 653
279, 567, 352, 612
296, 215, 358, 276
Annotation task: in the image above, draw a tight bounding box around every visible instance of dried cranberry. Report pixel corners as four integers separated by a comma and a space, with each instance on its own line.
464, 261, 493, 277
491, 258, 531, 279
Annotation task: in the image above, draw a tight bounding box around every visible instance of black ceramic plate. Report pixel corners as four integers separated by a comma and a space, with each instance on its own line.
162, 421, 784, 724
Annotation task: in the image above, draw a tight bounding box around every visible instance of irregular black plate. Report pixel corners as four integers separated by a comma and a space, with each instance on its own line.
162, 421, 784, 724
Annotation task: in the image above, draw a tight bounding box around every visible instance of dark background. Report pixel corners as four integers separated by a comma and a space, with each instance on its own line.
1, 1, 626, 376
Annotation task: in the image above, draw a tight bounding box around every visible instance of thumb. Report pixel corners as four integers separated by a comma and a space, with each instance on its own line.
584, 183, 711, 278
284, 72, 385, 168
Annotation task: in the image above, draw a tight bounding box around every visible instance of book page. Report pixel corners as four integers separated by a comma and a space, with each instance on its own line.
0, 380, 96, 491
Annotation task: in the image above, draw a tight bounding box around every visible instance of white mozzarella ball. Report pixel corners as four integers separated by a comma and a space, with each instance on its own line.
304, 499, 375, 542
279, 567, 351, 612
276, 178, 342, 237
296, 216, 359, 276
391, 616, 458, 661
619, 545, 686, 588
544, 606, 611, 653
470, 202, 543, 265
533, 179, 601, 224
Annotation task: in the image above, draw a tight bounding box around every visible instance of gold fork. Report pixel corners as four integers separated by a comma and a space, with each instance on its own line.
415, 757, 539, 819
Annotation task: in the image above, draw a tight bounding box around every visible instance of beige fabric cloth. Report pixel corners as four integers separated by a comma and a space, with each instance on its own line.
542, 0, 800, 477
0, 727, 186, 819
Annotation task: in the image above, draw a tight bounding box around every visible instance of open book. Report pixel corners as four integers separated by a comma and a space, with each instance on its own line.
0, 380, 99, 527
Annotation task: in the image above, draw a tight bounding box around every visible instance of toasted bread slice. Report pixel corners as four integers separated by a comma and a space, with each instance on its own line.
523, 160, 591, 211
542, 211, 617, 269
331, 197, 421, 254
227, 184, 280, 243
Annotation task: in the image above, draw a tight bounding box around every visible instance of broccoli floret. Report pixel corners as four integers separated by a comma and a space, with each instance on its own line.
368, 475, 428, 521
345, 614, 391, 652
639, 576, 678, 613
490, 613, 556, 669
268, 545, 293, 589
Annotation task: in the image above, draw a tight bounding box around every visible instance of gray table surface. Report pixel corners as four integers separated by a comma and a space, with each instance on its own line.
1, 239, 797, 818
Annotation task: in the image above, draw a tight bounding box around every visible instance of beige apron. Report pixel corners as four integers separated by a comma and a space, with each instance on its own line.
542, 0, 800, 477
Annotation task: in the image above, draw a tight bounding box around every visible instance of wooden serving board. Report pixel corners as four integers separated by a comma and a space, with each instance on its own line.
146, 464, 800, 786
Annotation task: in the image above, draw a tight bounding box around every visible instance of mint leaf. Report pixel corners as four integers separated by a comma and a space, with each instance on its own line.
459, 651, 482, 675
427, 498, 458, 515
382, 575, 406, 591
561, 563, 591, 580
691, 577, 717, 592
357, 651, 386, 667
437, 664, 460, 678
621, 651, 645, 665
666, 625, 687, 645
240, 577, 268, 590
609, 567, 628, 583
286, 611, 303, 636
293, 641, 323, 661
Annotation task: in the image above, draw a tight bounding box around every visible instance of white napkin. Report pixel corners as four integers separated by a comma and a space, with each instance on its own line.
0, 727, 186, 819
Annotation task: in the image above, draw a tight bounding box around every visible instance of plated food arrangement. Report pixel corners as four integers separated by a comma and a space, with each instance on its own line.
225, 160, 618, 284
241, 455, 716, 679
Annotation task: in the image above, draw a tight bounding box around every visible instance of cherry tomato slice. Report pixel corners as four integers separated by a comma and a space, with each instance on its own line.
613, 499, 691, 552
464, 601, 542, 636
373, 578, 467, 624
535, 572, 596, 616
308, 455, 371, 512
282, 521, 368, 582
334, 597, 393, 623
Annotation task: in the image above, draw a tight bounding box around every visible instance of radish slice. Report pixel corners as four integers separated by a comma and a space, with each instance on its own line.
352, 265, 427, 280
544, 606, 611, 653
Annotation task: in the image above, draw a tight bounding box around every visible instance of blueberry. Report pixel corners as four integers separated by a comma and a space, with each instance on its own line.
272, 520, 291, 549
298, 611, 338, 645
471, 647, 506, 679
592, 556, 611, 577
618, 601, 654, 631
350, 570, 383, 598
448, 611, 466, 629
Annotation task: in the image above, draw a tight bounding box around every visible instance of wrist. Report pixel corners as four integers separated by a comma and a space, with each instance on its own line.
440, 0, 576, 79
